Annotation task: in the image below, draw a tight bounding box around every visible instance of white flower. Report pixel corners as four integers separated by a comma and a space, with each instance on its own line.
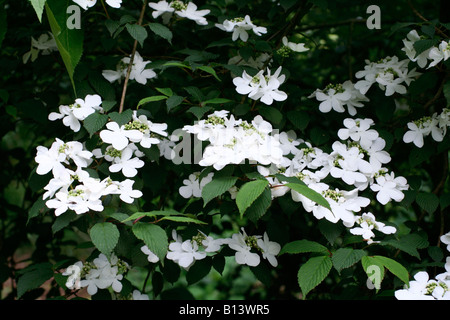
149, 0, 174, 20
179, 172, 214, 198
256, 232, 281, 267
100, 121, 144, 151
116, 179, 143, 204
35, 139, 67, 176
401, 30, 431, 68
441, 232, 450, 252
73, 0, 97, 10
395, 271, 436, 300
175, 2, 210, 25
281, 36, 309, 53
141, 245, 160, 263
337, 118, 378, 149
62, 261, 83, 290
227, 228, 261, 267
309, 83, 352, 114
23, 33, 58, 64
103, 51, 156, 85
166, 232, 206, 269
370, 171, 408, 205
132, 290, 150, 300
72, 0, 121, 9
108, 147, 144, 178
428, 41, 450, 69
348, 212, 396, 244
216, 15, 266, 42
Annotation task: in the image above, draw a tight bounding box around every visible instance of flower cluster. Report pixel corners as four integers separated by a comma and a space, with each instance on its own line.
178, 171, 214, 198
215, 15, 267, 42
148, 0, 210, 25
35, 138, 143, 216
277, 36, 309, 57
403, 108, 450, 148
233, 66, 288, 105
73, 0, 122, 10
255, 117, 407, 243
63, 253, 131, 296
309, 80, 369, 116
158, 228, 280, 270
354, 56, 421, 96
395, 232, 450, 300
181, 110, 284, 170
402, 30, 450, 69
48, 94, 104, 132
97, 111, 168, 177
102, 51, 157, 85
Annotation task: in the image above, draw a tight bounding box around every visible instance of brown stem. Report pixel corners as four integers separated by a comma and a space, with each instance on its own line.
407, 0, 450, 38
118, 0, 148, 114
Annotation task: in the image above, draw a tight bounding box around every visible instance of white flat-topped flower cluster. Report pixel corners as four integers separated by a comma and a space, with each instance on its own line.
395, 231, 450, 300
148, 228, 281, 270
354, 56, 421, 96
255, 117, 407, 244
181, 110, 284, 170
62, 253, 148, 299
402, 30, 450, 69
403, 108, 450, 148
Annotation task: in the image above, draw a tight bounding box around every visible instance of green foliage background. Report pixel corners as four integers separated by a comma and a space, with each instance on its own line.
0, 0, 449, 300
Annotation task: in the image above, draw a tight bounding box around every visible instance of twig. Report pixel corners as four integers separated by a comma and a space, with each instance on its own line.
407, 0, 450, 38
118, 0, 148, 114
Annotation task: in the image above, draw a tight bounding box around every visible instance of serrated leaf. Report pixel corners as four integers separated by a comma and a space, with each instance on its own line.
416, 192, 440, 214
297, 255, 332, 298
361, 256, 385, 290
132, 223, 168, 262
121, 209, 181, 223
245, 188, 272, 222
186, 258, 212, 285
159, 216, 206, 224
45, 0, 83, 95
108, 109, 133, 126
280, 239, 328, 255
126, 23, 148, 47
187, 106, 212, 120
331, 248, 367, 272
202, 176, 238, 206
148, 22, 173, 44
89, 222, 120, 256
137, 95, 168, 108
235, 179, 269, 216
373, 255, 410, 286
83, 112, 108, 136
201, 98, 232, 106
166, 95, 184, 112
17, 263, 54, 299
286, 182, 331, 211
155, 87, 173, 97
380, 233, 429, 259
258, 106, 283, 125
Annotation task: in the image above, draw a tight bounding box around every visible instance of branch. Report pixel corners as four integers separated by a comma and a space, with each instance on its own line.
407, 0, 450, 39
118, 0, 148, 114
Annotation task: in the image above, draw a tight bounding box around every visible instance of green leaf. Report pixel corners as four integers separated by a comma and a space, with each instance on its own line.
166, 95, 185, 112
258, 106, 283, 125
280, 239, 328, 255
137, 95, 168, 108
297, 255, 332, 298
30, 0, 47, 22
148, 22, 173, 44
109, 109, 133, 126
235, 179, 269, 216
45, 0, 84, 95
373, 256, 410, 286
361, 256, 385, 290
416, 192, 440, 214
132, 223, 168, 262
158, 216, 206, 224
155, 87, 173, 97
286, 182, 331, 211
201, 98, 232, 106
89, 222, 120, 256
331, 248, 367, 272
380, 233, 429, 259
197, 66, 221, 81
17, 263, 54, 299
186, 258, 212, 285
126, 23, 148, 47
413, 39, 439, 57
187, 106, 212, 120
202, 176, 238, 206
83, 112, 108, 136
244, 188, 272, 222
121, 209, 180, 222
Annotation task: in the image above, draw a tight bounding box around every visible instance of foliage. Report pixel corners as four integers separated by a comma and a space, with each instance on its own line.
1, 0, 449, 301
